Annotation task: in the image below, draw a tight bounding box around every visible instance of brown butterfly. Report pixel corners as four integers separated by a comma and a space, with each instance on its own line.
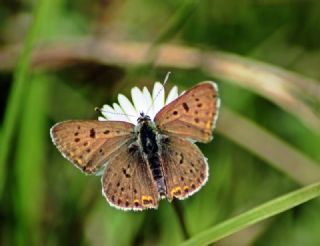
50, 81, 220, 211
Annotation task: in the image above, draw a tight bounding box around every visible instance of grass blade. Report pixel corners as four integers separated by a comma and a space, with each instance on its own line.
0, 0, 49, 196
217, 107, 320, 185
14, 75, 49, 245
180, 181, 320, 246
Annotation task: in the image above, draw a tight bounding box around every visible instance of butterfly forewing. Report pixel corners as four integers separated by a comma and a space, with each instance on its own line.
50, 120, 134, 174
102, 142, 158, 210
161, 136, 208, 201
155, 82, 219, 143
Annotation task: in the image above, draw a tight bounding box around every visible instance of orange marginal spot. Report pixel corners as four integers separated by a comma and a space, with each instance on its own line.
77, 158, 83, 165
171, 186, 182, 197
134, 199, 140, 206
142, 195, 153, 206
205, 117, 212, 130
183, 186, 189, 192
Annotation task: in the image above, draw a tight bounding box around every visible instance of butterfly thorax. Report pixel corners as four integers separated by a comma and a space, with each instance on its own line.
137, 114, 166, 198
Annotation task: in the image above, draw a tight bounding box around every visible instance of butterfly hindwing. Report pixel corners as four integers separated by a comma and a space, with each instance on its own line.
154, 82, 219, 143
102, 142, 158, 210
160, 136, 208, 201
50, 120, 134, 174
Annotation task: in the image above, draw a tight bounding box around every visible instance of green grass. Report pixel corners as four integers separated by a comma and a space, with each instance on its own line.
0, 0, 50, 197
181, 181, 320, 246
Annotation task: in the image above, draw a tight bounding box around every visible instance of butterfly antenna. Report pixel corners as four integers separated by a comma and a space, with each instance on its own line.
146, 71, 171, 115
95, 107, 137, 118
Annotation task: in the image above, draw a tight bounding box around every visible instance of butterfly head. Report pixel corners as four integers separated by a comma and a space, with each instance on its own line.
137, 112, 151, 124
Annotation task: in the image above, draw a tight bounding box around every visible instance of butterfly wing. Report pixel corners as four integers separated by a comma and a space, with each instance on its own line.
102, 142, 158, 210
154, 82, 219, 143
161, 136, 208, 201
50, 120, 134, 174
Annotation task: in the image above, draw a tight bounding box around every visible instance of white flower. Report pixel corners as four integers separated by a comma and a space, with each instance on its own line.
98, 82, 180, 124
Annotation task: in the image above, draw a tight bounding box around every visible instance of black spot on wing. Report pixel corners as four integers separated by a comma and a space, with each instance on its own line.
90, 128, 96, 138
182, 102, 189, 112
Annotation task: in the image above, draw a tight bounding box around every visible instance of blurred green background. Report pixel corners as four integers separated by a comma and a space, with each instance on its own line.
1, 0, 320, 245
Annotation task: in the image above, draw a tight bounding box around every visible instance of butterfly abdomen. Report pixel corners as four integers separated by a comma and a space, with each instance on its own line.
140, 121, 166, 197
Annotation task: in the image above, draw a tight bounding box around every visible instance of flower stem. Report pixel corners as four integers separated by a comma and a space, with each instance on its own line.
172, 200, 190, 240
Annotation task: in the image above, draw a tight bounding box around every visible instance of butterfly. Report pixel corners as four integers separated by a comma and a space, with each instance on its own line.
50, 81, 220, 211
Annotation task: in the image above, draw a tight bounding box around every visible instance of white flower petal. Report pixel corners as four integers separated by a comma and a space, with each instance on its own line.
98, 82, 182, 125
152, 82, 165, 118
98, 116, 107, 121
113, 103, 134, 123
118, 94, 139, 120
101, 104, 118, 120
131, 87, 148, 115
166, 86, 178, 105
143, 86, 153, 116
